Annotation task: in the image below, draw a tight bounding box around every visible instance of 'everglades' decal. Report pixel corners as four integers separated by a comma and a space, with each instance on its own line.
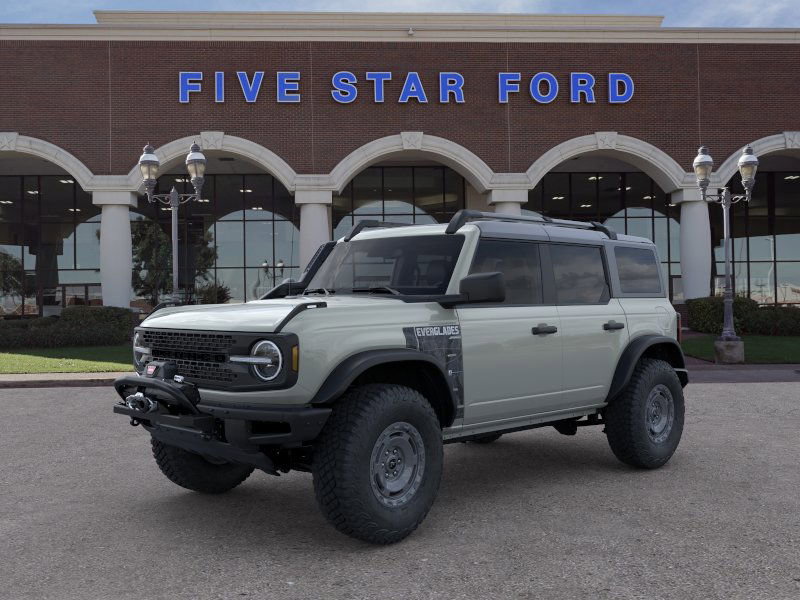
403, 323, 464, 419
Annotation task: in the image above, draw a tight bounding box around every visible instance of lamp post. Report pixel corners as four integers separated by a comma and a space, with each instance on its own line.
138, 142, 206, 303
692, 144, 759, 360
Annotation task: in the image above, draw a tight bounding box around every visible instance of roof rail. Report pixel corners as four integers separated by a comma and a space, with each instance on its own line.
445, 209, 617, 240
343, 219, 410, 242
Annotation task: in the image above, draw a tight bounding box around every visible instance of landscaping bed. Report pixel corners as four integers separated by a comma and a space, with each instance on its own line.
681, 335, 800, 364
0, 344, 132, 374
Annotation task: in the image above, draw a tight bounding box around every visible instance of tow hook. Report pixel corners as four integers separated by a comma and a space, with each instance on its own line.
129, 418, 140, 427
125, 391, 158, 413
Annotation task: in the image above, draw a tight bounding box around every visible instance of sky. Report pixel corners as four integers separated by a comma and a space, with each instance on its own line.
1, 0, 799, 27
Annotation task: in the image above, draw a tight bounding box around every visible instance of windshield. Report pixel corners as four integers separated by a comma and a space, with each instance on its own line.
306, 234, 465, 296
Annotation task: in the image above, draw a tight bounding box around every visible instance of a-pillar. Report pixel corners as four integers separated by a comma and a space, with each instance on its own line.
487, 188, 528, 216
296, 189, 332, 269
93, 191, 137, 308
673, 188, 712, 300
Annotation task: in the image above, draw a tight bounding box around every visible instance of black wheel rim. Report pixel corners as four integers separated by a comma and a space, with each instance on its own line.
369, 421, 426, 508
646, 384, 675, 444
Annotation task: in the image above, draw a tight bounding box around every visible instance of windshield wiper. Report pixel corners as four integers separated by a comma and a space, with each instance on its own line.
303, 287, 335, 295
351, 286, 401, 295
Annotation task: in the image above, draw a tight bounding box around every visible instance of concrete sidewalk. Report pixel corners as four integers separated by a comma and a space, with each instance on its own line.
0, 364, 798, 388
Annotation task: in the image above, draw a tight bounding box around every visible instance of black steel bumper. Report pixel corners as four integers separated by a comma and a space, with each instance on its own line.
113, 374, 331, 473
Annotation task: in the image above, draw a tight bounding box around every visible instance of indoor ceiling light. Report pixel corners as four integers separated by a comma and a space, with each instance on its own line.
26, 190, 38, 195
580, 204, 592, 208
240, 189, 253, 193
59, 179, 74, 184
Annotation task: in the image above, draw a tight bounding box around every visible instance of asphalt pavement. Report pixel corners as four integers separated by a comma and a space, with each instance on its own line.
1, 384, 798, 600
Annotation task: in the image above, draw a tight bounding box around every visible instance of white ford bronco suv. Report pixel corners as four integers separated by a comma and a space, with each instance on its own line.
114, 209, 688, 544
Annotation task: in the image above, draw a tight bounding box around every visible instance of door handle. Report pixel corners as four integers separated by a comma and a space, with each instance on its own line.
603, 320, 625, 331
532, 324, 558, 335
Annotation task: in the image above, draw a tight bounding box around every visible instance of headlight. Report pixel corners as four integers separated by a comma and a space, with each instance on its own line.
249, 340, 282, 381
132, 331, 151, 370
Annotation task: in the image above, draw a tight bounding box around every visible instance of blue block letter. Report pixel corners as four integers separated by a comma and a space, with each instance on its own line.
237, 71, 264, 103
608, 73, 634, 103
399, 72, 428, 103
498, 73, 521, 103
570, 72, 596, 103
277, 72, 301, 103
530, 72, 558, 104
179, 71, 203, 103
439, 72, 465, 103
214, 72, 224, 103
331, 71, 358, 104
366, 72, 392, 103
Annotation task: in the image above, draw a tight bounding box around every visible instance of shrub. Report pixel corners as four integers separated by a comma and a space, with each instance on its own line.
686, 296, 800, 336
196, 282, 232, 305
0, 306, 134, 349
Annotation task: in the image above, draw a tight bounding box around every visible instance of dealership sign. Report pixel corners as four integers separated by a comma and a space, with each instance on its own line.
178, 71, 634, 104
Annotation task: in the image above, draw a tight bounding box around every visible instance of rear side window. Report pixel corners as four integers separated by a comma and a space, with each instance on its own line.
615, 246, 663, 294
469, 240, 543, 304
550, 245, 609, 304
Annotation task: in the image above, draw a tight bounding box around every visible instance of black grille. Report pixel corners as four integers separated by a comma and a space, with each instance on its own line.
142, 330, 236, 383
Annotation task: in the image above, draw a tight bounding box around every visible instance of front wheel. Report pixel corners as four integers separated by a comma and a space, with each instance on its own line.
312, 384, 443, 544
151, 439, 254, 494
604, 358, 685, 469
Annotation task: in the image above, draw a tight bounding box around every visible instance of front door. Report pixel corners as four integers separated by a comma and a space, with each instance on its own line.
457, 239, 564, 426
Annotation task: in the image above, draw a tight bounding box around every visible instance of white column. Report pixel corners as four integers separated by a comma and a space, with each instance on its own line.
94, 191, 136, 308
487, 188, 528, 216
296, 189, 332, 270
674, 188, 712, 300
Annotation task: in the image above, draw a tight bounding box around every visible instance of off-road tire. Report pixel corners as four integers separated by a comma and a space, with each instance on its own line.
604, 358, 684, 469
312, 384, 443, 544
151, 439, 254, 494
470, 433, 503, 444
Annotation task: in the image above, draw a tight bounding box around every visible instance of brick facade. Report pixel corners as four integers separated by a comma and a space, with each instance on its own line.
1, 39, 799, 177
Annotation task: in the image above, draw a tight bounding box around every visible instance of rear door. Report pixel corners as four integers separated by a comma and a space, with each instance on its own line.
457, 238, 564, 425
547, 243, 629, 407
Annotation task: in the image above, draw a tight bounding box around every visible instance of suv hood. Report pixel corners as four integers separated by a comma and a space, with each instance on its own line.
141, 295, 408, 333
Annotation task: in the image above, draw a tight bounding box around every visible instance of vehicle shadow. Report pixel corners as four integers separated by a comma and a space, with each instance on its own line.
129, 428, 680, 552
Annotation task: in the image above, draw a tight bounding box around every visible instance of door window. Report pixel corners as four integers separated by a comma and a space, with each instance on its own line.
550, 245, 609, 304
469, 240, 543, 304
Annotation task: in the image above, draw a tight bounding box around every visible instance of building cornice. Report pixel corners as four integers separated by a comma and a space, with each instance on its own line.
1, 11, 799, 43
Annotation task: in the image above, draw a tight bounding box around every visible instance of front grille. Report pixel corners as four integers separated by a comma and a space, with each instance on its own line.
141, 330, 236, 383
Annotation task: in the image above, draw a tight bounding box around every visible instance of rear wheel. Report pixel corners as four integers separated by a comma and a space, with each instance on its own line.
151, 439, 254, 494
312, 384, 443, 544
604, 358, 684, 469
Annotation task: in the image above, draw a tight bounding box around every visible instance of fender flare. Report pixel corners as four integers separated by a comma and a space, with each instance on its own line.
310, 348, 458, 424
605, 335, 688, 404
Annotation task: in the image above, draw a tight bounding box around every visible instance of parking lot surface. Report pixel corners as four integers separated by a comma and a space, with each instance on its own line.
1, 383, 798, 600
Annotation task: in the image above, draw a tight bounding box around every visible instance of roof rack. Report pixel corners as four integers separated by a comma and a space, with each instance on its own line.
445, 209, 617, 240
344, 219, 410, 242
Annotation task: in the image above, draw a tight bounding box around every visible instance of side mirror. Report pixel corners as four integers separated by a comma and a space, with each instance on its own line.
458, 271, 505, 304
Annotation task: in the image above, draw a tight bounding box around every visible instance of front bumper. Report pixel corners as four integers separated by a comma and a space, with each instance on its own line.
113, 374, 331, 472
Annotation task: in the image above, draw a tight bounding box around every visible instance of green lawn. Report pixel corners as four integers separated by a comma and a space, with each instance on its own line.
0, 344, 132, 374
682, 335, 800, 364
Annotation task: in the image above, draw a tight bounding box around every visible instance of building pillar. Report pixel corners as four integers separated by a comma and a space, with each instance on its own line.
673, 188, 712, 300
296, 189, 332, 270
93, 191, 137, 308
487, 188, 528, 216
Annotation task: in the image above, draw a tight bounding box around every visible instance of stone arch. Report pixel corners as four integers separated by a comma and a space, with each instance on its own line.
0, 132, 95, 190
713, 131, 800, 186
328, 132, 496, 194
526, 132, 691, 193
123, 131, 298, 192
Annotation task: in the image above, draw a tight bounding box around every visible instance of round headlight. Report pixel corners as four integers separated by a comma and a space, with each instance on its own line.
132, 331, 150, 370
251, 340, 282, 381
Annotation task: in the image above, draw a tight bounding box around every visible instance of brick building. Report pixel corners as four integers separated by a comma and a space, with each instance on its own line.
0, 11, 798, 314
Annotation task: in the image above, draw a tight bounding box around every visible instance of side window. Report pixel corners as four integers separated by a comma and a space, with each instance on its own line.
550, 244, 609, 304
469, 240, 543, 304
615, 246, 662, 294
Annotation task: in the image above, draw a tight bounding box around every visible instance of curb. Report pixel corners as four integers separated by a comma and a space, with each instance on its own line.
0, 373, 128, 389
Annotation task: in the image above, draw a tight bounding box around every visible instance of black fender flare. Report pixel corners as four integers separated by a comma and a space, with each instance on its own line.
310, 348, 458, 425
605, 335, 688, 404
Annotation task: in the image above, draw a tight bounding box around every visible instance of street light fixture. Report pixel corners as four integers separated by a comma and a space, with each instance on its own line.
138, 142, 206, 303
692, 144, 759, 359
